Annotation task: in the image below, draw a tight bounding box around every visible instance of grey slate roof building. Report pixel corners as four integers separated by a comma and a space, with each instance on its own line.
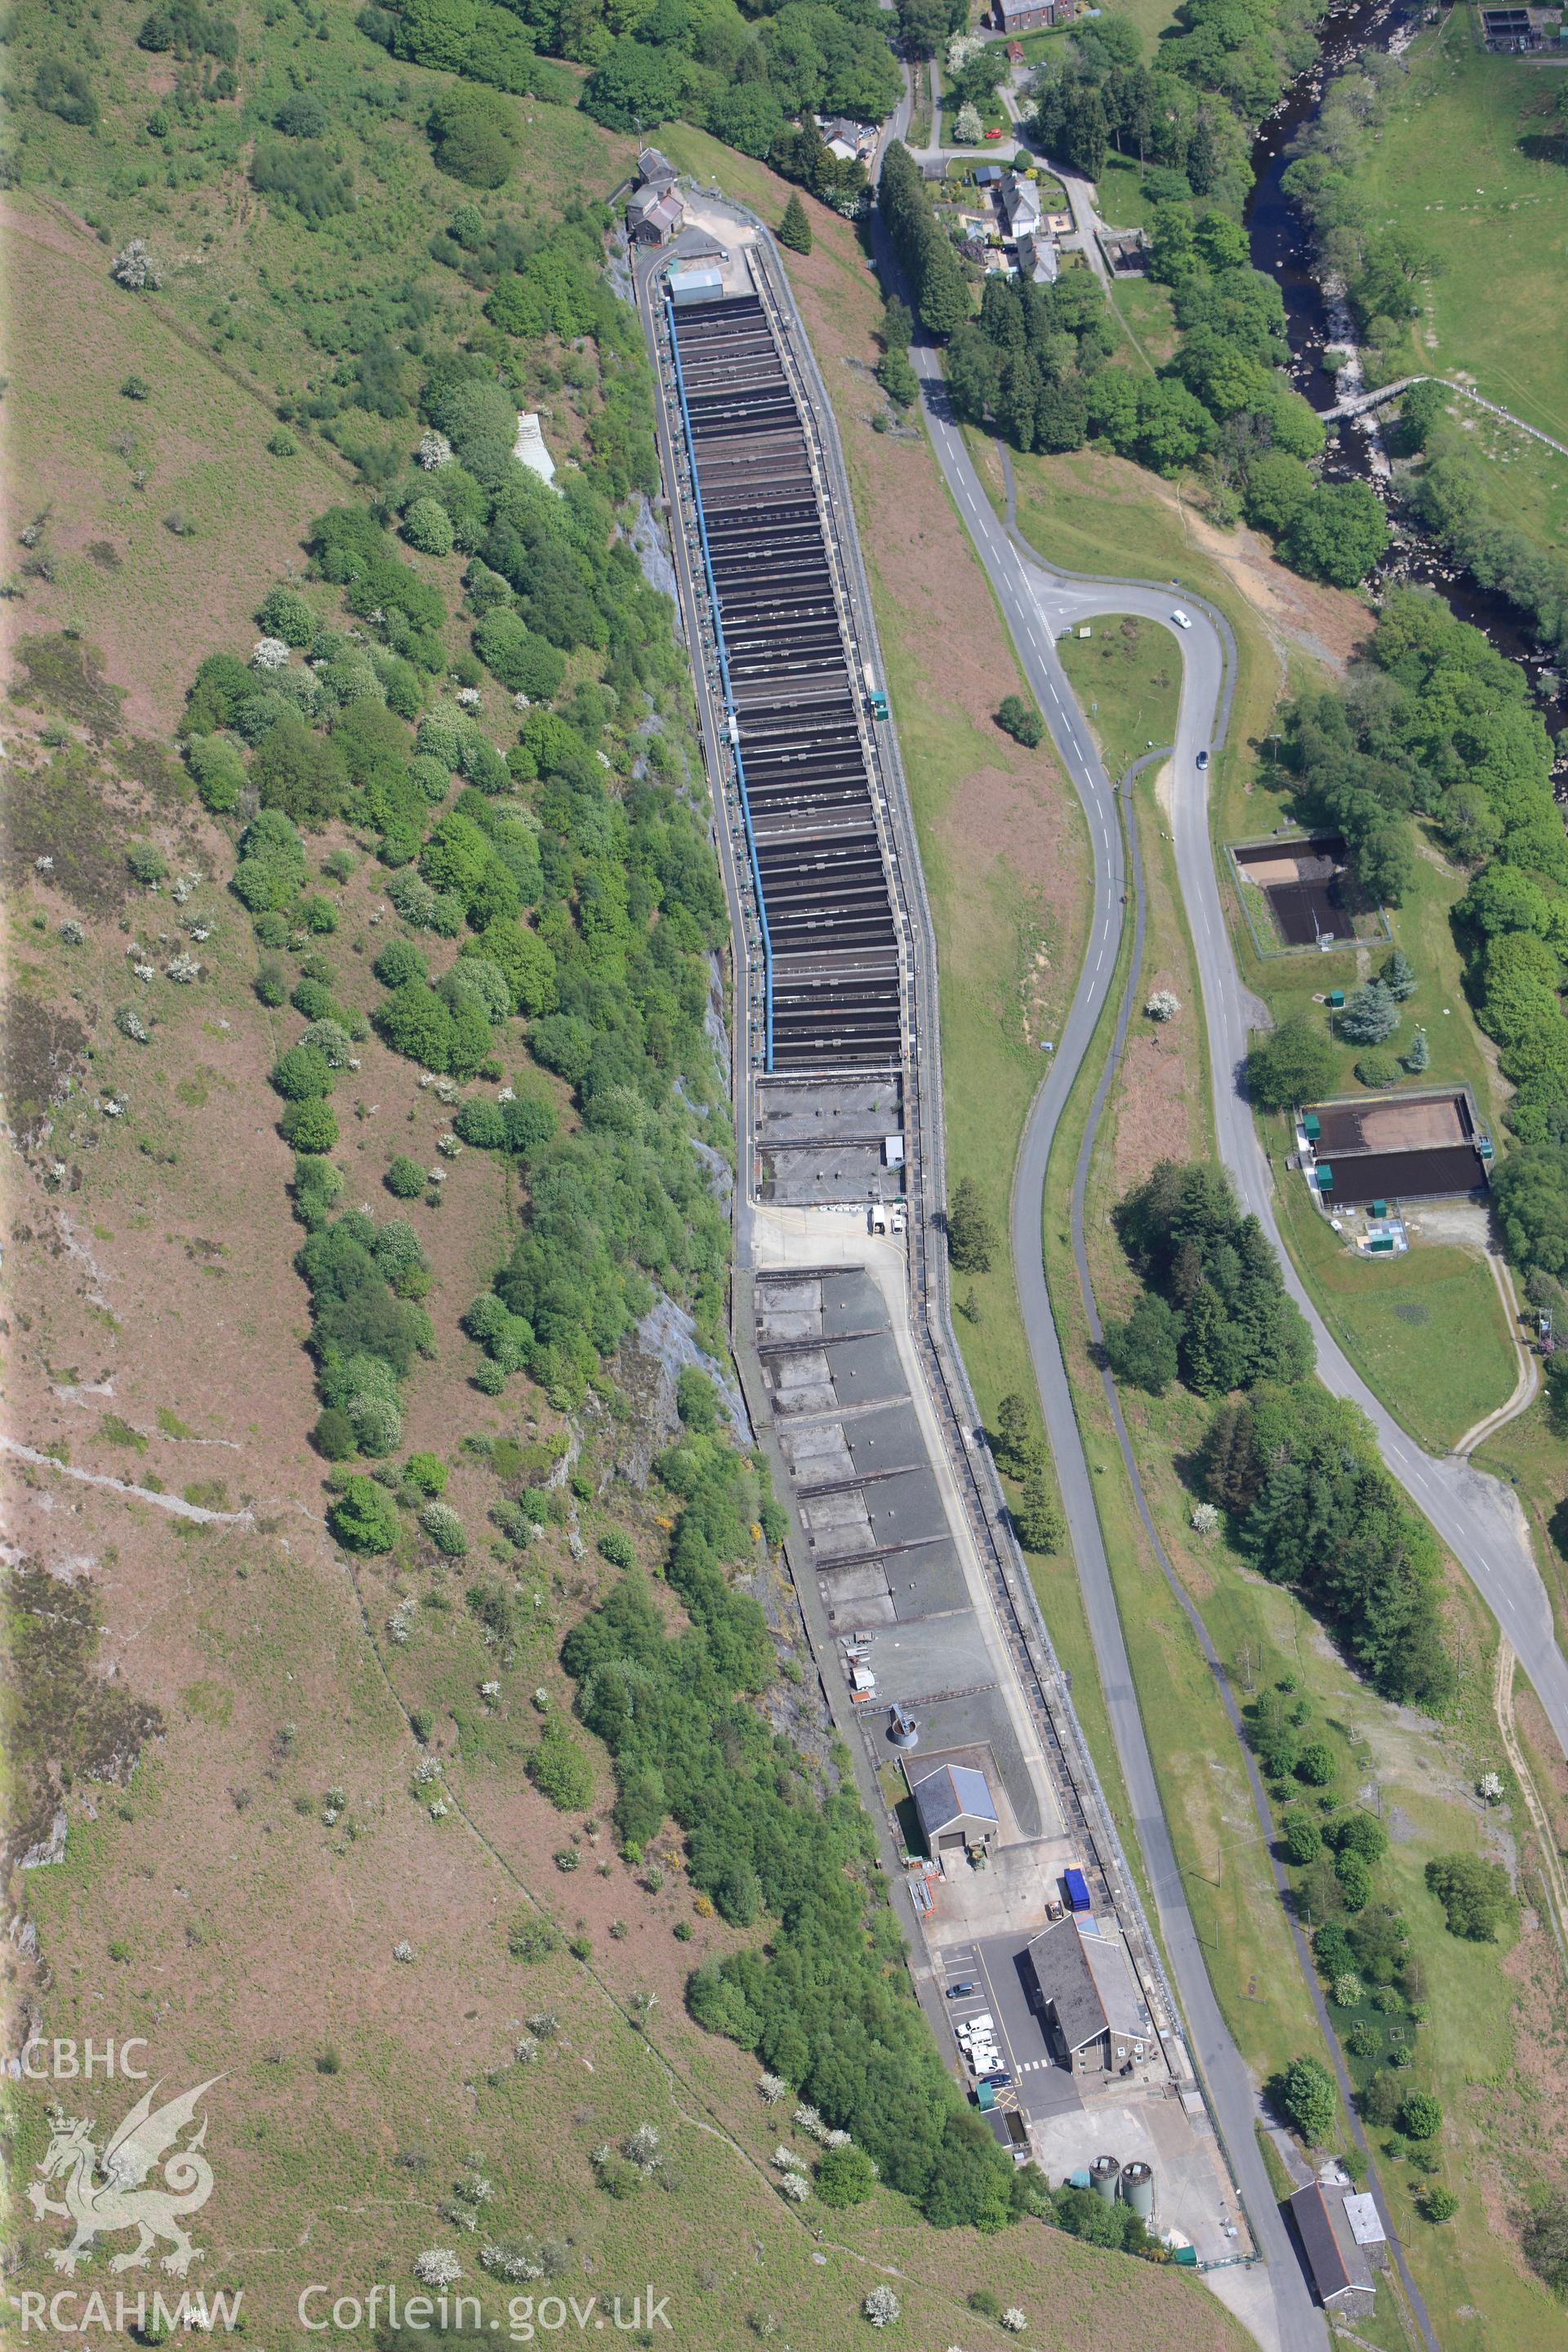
628, 187, 685, 246
910, 1762, 999, 1855
1290, 2183, 1377, 2317
636, 145, 677, 189
1026, 1916, 1149, 2075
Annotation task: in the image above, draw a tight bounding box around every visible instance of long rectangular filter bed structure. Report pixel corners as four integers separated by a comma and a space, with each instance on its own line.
665, 287, 902, 1075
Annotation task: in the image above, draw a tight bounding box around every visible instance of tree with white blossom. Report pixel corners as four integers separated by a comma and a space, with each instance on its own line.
113, 238, 162, 289
414, 2250, 461, 2289
862, 2286, 900, 2327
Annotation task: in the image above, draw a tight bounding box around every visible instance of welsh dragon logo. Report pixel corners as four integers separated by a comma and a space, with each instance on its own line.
28, 2078, 221, 2276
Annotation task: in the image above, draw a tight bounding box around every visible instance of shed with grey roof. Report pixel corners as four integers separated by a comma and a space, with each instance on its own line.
910, 1762, 999, 1857
1290, 2183, 1377, 2316
1026, 1917, 1149, 2075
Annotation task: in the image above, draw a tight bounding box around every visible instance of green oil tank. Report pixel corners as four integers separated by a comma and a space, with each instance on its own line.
1120, 2161, 1154, 2221
1090, 2156, 1121, 2205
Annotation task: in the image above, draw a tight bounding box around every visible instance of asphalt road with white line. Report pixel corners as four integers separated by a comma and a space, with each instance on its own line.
893, 268, 1568, 2345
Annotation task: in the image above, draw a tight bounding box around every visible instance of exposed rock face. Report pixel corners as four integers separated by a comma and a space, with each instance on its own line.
610, 1297, 751, 1490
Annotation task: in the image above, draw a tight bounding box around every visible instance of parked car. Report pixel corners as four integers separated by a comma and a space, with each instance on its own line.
1196, 749, 1209, 769
981, 2070, 1013, 2088
891, 1203, 906, 1234
984, 127, 1004, 140
1172, 608, 1192, 630
946, 1981, 977, 1999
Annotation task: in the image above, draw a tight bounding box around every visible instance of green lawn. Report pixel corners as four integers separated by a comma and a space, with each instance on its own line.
1058, 612, 1181, 775
1357, 16, 1568, 448
1273, 1173, 1517, 1454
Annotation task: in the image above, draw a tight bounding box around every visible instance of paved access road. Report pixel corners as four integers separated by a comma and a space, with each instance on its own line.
888, 335, 1327, 2352
898, 287, 1568, 2345
902, 329, 1568, 1762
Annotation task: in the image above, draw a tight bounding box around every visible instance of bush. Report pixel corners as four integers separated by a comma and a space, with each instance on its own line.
279, 1099, 339, 1153
1280, 1809, 1321, 1867
1330, 1811, 1388, 1863
422, 1500, 468, 1556
996, 693, 1044, 748
376, 980, 454, 1071
255, 960, 287, 1009
777, 192, 813, 254
508, 1914, 559, 1963
1399, 2091, 1441, 2140
313, 1407, 356, 1461
329, 1474, 399, 1554
1425, 1853, 1515, 1941
815, 2145, 877, 2207
403, 497, 455, 558
429, 86, 516, 187
1334, 1850, 1372, 1913
385, 1155, 427, 1200
1354, 1049, 1403, 1090
455, 1099, 507, 1149
1419, 2185, 1459, 2224
1275, 2053, 1336, 2144
599, 1527, 635, 1569
1338, 979, 1401, 1045
271, 1044, 332, 1102
252, 715, 346, 828
528, 1718, 595, 1811
257, 585, 316, 648
947, 1176, 996, 1274
127, 840, 168, 885
1245, 1013, 1338, 1112
1359, 2069, 1401, 2127
1294, 1742, 1335, 1787
404, 1450, 448, 1496
250, 139, 355, 225
373, 938, 429, 990
473, 608, 566, 702
1524, 2193, 1568, 2296
676, 1366, 719, 1432
185, 732, 247, 813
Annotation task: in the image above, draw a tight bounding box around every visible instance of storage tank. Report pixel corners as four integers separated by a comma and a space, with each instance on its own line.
889, 1704, 919, 1749
1120, 2162, 1154, 2221
1090, 2156, 1120, 2205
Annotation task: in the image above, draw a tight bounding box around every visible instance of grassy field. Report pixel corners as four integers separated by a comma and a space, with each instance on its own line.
0, 12, 633, 730
1272, 1173, 1517, 1454
2, 210, 354, 728
1058, 612, 1182, 774
1356, 14, 1568, 448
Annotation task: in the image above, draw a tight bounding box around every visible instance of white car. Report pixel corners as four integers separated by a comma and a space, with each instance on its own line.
1172, 608, 1192, 630
891, 1205, 906, 1234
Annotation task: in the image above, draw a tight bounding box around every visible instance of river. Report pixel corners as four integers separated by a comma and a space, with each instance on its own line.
1241, 0, 1568, 735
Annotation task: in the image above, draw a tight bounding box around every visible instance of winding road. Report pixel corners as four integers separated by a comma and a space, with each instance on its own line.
898, 324, 1568, 1763
876, 225, 1568, 2345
